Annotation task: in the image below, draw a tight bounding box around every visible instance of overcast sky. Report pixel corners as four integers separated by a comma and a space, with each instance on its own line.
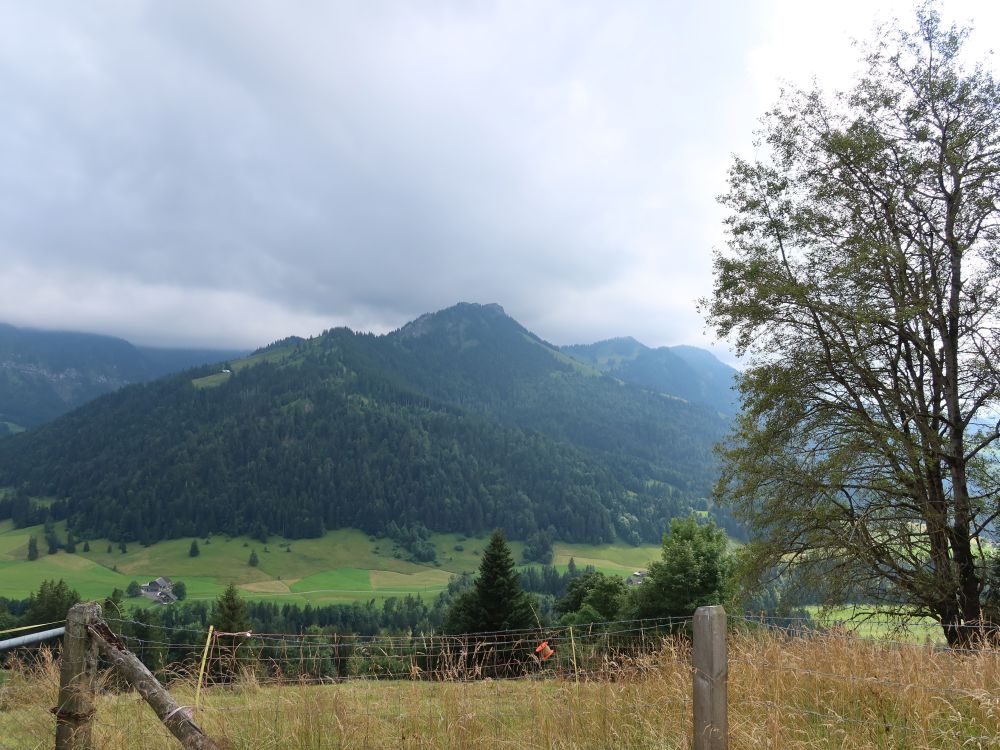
1, 1, 997, 357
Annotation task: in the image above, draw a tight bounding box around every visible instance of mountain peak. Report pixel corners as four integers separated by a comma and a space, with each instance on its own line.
394, 302, 511, 340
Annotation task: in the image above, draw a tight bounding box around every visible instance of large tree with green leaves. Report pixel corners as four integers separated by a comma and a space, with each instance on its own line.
622, 516, 733, 622
706, 6, 1000, 646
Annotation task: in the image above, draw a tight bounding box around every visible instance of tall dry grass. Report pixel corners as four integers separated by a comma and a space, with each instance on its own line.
1, 630, 997, 749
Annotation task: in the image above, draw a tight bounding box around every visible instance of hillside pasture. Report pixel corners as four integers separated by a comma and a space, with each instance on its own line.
0, 522, 655, 607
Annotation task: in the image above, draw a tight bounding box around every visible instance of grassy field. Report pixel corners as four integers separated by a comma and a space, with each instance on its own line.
0, 521, 662, 607
2, 626, 997, 748
802, 605, 944, 641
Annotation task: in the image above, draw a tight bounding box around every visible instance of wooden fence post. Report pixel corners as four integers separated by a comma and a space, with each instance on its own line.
88, 620, 221, 750
693, 605, 728, 750
54, 601, 101, 750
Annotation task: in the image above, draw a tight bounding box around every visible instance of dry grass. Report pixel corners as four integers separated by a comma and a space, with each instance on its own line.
2, 631, 998, 749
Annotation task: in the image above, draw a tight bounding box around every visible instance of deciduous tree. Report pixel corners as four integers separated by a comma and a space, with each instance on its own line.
622, 516, 733, 621
706, 7, 1000, 645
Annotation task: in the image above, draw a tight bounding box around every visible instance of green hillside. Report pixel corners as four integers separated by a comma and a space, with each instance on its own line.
0, 520, 661, 606
0, 303, 734, 548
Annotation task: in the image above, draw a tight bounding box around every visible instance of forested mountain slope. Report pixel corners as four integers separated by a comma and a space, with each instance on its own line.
562, 336, 738, 415
0, 323, 245, 431
0, 304, 733, 545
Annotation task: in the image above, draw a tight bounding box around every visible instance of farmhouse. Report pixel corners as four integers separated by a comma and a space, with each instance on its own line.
140, 576, 177, 604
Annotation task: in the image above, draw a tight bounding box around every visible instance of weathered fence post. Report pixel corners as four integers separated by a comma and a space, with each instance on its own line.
693, 605, 728, 750
54, 601, 101, 750
88, 620, 221, 750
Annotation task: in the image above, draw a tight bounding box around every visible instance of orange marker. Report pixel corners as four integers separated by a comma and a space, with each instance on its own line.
535, 640, 554, 660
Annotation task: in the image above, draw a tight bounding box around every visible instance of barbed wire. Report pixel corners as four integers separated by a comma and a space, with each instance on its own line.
102, 614, 695, 640
734, 611, 1000, 631
730, 614, 1000, 653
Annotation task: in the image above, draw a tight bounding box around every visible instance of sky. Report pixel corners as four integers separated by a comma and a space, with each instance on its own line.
1, 1, 998, 358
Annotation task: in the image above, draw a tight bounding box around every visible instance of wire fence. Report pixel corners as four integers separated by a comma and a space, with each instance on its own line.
102, 615, 695, 685
4, 611, 999, 748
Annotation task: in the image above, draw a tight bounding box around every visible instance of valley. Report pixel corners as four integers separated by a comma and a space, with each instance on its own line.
0, 519, 662, 607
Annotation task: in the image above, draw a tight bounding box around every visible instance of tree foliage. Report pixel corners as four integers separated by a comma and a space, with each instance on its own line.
622, 516, 733, 621
23, 579, 80, 625
0, 304, 729, 547
444, 529, 535, 633
214, 583, 249, 634
556, 571, 627, 624
706, 7, 1000, 645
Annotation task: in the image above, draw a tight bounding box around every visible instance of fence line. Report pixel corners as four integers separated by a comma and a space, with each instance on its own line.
11, 605, 997, 749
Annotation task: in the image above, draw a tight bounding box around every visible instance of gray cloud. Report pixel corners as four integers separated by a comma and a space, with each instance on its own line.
0, 1, 993, 357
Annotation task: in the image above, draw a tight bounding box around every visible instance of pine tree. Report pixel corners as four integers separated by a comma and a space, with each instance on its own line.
65, 531, 76, 554
248, 550, 259, 567
82, 540, 90, 553
444, 529, 534, 633
214, 583, 249, 633
24, 579, 80, 624
26, 535, 38, 561
44, 518, 59, 555
189, 539, 200, 557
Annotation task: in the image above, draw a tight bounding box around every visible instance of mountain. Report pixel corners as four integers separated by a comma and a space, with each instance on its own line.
0, 323, 247, 432
561, 337, 738, 414
0, 303, 736, 546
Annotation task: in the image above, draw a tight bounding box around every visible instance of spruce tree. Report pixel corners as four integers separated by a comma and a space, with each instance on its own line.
444, 529, 534, 633
27, 535, 38, 561
24, 579, 80, 624
248, 549, 259, 567
189, 539, 200, 557
214, 583, 249, 633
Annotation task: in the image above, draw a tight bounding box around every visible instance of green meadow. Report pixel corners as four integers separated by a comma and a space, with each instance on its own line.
0, 521, 662, 608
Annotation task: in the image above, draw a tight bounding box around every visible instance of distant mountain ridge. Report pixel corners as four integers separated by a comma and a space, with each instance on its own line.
0, 323, 247, 432
0, 303, 740, 545
561, 336, 738, 414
